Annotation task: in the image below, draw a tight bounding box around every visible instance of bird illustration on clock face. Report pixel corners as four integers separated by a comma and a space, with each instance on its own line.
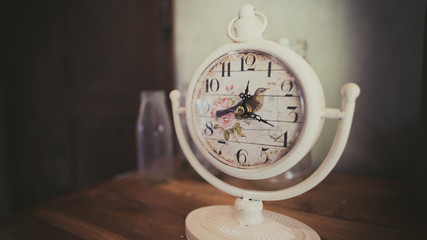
215, 82, 273, 127
190, 50, 305, 168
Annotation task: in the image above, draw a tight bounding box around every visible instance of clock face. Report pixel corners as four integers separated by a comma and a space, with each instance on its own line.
190, 50, 305, 170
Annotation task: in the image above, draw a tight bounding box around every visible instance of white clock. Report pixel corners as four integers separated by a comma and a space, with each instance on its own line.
170, 5, 360, 240
187, 40, 325, 181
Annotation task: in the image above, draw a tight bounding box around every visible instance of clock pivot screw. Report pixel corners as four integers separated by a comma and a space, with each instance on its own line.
236, 106, 246, 116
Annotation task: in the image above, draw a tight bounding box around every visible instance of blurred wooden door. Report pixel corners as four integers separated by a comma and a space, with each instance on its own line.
2, 0, 173, 213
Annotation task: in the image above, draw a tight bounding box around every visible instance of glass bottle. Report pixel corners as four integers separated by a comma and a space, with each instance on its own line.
136, 90, 174, 183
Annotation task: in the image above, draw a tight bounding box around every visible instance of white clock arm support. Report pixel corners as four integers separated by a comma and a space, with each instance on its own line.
170, 90, 249, 198
170, 82, 360, 201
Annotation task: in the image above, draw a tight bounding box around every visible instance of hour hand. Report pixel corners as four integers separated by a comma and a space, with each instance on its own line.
249, 113, 274, 127
215, 107, 236, 118
215, 102, 242, 118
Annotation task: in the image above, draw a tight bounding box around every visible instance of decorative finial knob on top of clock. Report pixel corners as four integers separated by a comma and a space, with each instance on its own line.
227, 4, 267, 42
238, 4, 255, 17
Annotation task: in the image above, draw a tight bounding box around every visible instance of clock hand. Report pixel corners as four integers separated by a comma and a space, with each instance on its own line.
244, 81, 250, 96
217, 82, 250, 118
215, 102, 273, 128
215, 104, 240, 118
215, 100, 247, 118
239, 81, 252, 102
249, 112, 274, 127
216, 87, 269, 118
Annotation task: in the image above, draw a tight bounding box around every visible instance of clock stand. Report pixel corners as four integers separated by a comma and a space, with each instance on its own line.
170, 5, 360, 240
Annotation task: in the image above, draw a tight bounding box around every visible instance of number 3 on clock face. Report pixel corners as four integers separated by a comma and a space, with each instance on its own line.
189, 49, 305, 171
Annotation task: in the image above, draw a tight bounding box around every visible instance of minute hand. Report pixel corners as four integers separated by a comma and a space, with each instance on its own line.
239, 81, 252, 103
248, 112, 274, 127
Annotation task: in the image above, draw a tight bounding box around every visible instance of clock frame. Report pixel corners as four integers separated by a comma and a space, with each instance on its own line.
186, 39, 325, 180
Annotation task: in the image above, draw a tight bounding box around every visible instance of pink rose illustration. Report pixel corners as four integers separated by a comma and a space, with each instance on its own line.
218, 112, 236, 129
219, 97, 232, 108
225, 85, 234, 92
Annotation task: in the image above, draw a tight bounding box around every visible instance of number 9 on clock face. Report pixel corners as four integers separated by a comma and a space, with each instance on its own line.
189, 50, 305, 171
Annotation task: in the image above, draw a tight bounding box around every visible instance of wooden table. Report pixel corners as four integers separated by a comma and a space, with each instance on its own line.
0, 169, 425, 240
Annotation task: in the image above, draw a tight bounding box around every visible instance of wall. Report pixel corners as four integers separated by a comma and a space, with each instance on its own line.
0, 96, 9, 217
1, 0, 173, 218
173, 0, 426, 180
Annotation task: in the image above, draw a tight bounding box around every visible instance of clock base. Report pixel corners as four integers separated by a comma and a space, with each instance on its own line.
185, 205, 320, 240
